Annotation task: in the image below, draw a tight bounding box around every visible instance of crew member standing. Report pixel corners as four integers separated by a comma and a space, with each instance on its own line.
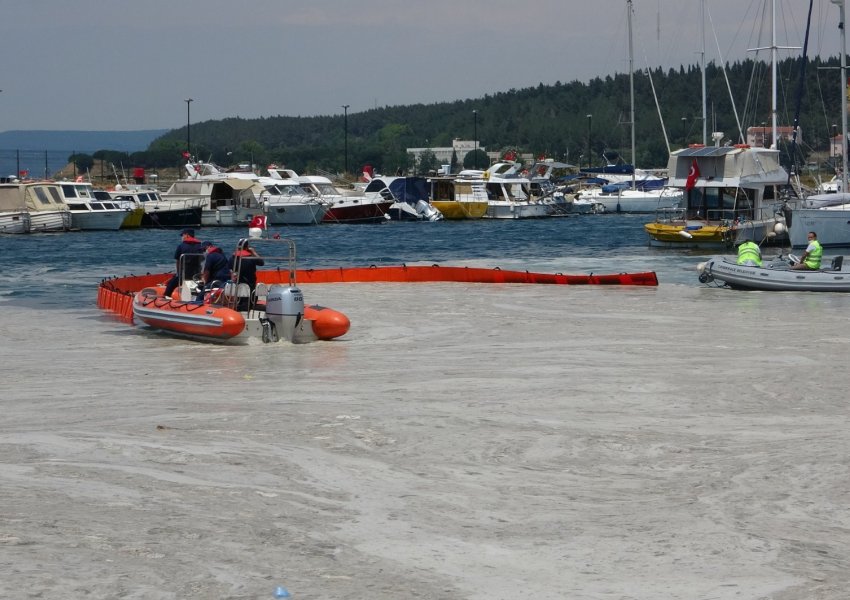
164, 228, 204, 298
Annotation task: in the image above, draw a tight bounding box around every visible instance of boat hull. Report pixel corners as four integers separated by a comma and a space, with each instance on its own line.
430, 200, 488, 220
700, 256, 850, 291
265, 202, 329, 225
131, 288, 350, 343
645, 221, 733, 248
70, 210, 128, 231
142, 206, 203, 228
120, 207, 145, 229
322, 200, 391, 223
29, 211, 72, 232
484, 202, 551, 219
586, 189, 682, 214
788, 207, 850, 249
0, 212, 30, 234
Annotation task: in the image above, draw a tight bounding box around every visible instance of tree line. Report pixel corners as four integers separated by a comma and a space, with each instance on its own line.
72, 56, 842, 177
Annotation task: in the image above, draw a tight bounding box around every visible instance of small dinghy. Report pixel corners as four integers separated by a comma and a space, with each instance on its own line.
697, 253, 850, 292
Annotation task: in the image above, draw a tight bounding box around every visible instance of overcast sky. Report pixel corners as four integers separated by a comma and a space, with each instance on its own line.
0, 0, 840, 132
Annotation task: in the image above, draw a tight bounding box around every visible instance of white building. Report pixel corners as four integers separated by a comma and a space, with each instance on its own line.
407, 139, 484, 166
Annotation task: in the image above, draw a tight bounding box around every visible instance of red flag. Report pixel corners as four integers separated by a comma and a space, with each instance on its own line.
685, 158, 700, 190
182, 151, 190, 159
249, 215, 267, 230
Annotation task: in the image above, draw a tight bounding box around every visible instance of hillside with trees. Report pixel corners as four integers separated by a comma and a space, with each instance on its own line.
77, 56, 847, 178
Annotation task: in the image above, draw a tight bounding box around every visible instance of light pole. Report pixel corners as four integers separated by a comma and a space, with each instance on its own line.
473, 110, 478, 169
681, 116, 687, 147
342, 104, 350, 175
586, 114, 592, 169
185, 98, 193, 159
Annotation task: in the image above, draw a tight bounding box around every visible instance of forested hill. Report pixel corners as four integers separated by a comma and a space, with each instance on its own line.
132, 57, 850, 174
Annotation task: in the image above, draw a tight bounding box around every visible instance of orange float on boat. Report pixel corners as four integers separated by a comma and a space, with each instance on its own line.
133, 288, 246, 340
305, 305, 351, 340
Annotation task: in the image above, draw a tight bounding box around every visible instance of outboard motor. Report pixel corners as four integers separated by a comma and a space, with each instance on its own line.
265, 284, 304, 342
415, 199, 443, 221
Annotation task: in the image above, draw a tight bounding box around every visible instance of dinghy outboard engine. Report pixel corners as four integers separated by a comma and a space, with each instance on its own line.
265, 284, 304, 342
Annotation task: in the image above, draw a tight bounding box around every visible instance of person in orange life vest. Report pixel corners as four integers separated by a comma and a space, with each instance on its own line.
200, 241, 231, 286
164, 228, 204, 298
229, 240, 265, 310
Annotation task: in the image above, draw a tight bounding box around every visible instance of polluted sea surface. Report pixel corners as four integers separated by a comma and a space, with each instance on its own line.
2, 215, 850, 599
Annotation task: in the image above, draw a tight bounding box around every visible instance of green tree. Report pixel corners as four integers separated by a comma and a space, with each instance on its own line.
68, 153, 94, 174
417, 149, 438, 174
463, 149, 489, 169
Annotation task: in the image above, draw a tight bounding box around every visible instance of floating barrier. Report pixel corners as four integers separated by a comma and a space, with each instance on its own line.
97, 265, 657, 324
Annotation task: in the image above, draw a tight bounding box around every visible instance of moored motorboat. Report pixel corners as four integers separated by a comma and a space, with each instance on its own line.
0, 180, 71, 233
56, 181, 129, 231
697, 253, 850, 292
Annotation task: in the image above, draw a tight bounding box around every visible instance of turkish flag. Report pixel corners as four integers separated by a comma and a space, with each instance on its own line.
685, 158, 700, 190
249, 215, 267, 230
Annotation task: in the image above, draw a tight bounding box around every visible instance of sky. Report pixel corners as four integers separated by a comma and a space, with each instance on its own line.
0, 0, 841, 132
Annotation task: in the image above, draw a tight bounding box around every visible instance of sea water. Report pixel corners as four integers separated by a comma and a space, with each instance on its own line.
0, 214, 716, 306
4, 213, 850, 599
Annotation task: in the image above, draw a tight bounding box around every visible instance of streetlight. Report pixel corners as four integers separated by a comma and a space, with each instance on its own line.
681, 116, 687, 147
473, 110, 478, 169
185, 98, 193, 159
342, 104, 350, 175
586, 114, 592, 169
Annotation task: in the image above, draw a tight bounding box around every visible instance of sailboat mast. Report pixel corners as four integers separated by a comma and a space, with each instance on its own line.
701, 0, 707, 145
771, 0, 778, 148
835, 0, 849, 192
628, 0, 636, 189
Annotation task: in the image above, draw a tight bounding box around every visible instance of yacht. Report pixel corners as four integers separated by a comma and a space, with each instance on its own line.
56, 181, 129, 230
362, 176, 442, 221
0, 180, 71, 233
478, 162, 553, 219
268, 166, 391, 224
428, 174, 489, 220
644, 142, 793, 248
257, 169, 329, 225
162, 161, 264, 227
109, 185, 203, 229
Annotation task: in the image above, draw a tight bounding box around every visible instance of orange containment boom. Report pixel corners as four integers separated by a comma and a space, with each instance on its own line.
270, 265, 659, 286
97, 265, 657, 321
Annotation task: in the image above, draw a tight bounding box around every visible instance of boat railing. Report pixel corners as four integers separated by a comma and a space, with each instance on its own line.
651, 206, 686, 222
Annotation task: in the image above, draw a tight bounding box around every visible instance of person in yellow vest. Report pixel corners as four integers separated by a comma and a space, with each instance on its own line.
736, 237, 762, 267
792, 231, 823, 270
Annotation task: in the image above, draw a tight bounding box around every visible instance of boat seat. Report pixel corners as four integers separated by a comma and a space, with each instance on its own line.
254, 282, 269, 304
832, 256, 844, 271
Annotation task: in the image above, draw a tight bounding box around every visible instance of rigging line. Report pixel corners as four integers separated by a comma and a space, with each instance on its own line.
707, 3, 745, 143
785, 0, 814, 191
641, 59, 671, 155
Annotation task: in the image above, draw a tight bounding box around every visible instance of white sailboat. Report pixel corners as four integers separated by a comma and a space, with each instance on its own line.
577, 0, 682, 214
789, 0, 850, 249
